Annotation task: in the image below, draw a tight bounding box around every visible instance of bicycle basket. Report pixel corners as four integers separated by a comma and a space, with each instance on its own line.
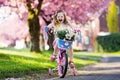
58, 39, 73, 50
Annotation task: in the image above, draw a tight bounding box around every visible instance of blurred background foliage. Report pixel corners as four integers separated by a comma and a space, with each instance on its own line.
106, 0, 119, 33
96, 32, 120, 52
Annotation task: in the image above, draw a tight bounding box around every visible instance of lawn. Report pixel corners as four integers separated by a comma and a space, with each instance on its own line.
0, 47, 102, 79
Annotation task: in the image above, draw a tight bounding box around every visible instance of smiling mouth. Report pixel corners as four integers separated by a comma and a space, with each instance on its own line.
59, 19, 63, 22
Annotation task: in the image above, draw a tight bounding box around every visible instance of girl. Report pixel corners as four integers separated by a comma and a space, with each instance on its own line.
47, 10, 75, 68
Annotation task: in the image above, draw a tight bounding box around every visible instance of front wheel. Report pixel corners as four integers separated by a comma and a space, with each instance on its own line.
58, 52, 68, 78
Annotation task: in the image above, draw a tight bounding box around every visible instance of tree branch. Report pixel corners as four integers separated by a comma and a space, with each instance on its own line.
37, 0, 43, 16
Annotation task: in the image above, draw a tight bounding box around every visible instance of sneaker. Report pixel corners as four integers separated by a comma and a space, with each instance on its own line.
69, 61, 74, 68
50, 55, 57, 61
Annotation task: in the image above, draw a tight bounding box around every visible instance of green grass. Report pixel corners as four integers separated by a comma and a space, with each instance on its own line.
0, 47, 102, 79
104, 52, 120, 55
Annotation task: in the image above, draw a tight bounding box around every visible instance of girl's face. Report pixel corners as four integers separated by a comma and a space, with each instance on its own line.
56, 12, 65, 23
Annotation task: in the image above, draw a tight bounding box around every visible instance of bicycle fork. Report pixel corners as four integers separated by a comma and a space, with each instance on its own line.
58, 49, 66, 65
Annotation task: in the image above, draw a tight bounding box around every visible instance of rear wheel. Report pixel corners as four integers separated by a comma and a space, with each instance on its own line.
58, 52, 68, 78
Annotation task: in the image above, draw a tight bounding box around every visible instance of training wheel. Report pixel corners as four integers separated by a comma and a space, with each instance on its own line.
48, 68, 53, 76
72, 68, 76, 76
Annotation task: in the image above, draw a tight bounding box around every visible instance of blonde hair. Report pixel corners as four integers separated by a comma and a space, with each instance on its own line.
52, 10, 69, 26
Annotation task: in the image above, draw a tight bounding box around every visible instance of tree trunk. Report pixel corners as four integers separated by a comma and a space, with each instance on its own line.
28, 16, 40, 52
26, 0, 43, 52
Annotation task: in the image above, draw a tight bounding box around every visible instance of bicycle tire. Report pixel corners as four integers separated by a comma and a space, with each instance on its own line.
58, 52, 68, 78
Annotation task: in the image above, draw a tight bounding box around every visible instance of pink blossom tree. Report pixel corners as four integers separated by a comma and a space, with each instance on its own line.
41, 0, 111, 49
42, 0, 111, 24
0, 0, 111, 52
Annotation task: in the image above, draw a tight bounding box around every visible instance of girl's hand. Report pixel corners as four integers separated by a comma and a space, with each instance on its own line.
74, 29, 80, 33
47, 22, 55, 33
49, 27, 54, 33
44, 26, 54, 34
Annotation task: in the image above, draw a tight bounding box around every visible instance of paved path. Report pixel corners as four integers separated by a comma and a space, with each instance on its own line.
47, 54, 120, 80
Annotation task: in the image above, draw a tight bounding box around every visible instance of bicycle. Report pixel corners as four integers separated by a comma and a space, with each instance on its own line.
48, 38, 76, 78
44, 26, 79, 78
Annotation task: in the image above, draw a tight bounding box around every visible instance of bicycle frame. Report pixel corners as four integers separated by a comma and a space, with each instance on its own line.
48, 39, 76, 78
